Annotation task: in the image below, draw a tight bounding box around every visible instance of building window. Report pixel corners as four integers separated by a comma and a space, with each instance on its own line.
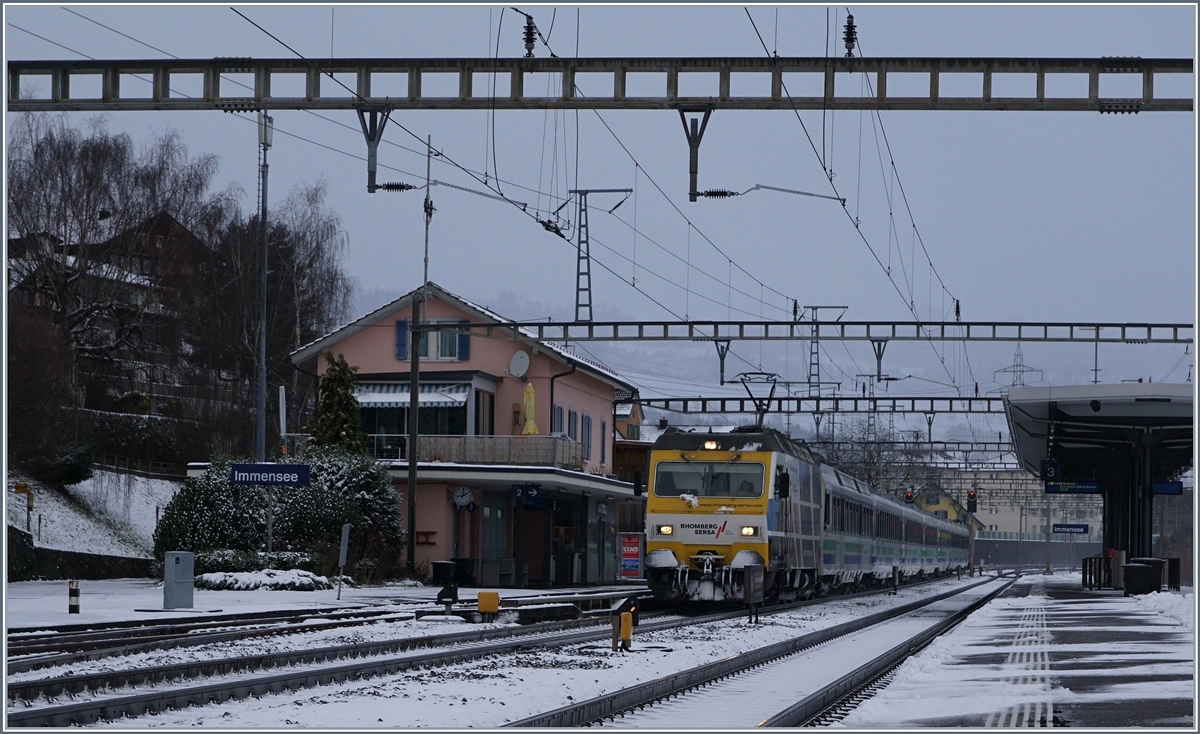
600, 420, 606, 464
568, 410, 578, 440
581, 415, 592, 460
627, 424, 640, 440
552, 404, 563, 433
408, 320, 468, 361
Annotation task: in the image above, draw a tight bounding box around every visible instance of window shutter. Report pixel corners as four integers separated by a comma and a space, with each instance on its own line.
457, 320, 470, 361
395, 320, 409, 360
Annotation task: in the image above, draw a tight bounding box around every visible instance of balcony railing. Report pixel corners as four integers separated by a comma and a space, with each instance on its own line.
367, 434, 584, 470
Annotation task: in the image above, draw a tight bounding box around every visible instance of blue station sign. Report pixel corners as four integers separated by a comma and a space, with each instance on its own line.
1052, 523, 1089, 534
513, 483, 545, 509
1154, 481, 1184, 495
230, 463, 311, 486
1045, 480, 1101, 494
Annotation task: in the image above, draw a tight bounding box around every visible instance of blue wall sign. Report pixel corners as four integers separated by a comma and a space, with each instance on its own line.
1044, 480, 1101, 494
230, 463, 311, 486
1052, 523, 1089, 534
1154, 481, 1184, 495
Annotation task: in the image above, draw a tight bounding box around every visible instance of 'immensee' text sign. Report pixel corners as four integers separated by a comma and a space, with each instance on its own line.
230, 464, 311, 486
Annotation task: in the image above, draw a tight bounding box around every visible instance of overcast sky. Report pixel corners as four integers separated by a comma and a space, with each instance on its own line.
5, 3, 1196, 440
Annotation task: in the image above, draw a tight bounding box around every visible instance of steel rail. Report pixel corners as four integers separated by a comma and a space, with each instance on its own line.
6, 607, 411, 658
4, 577, 950, 725
505, 575, 1004, 727
6, 610, 418, 676
758, 576, 1016, 726
7, 56, 1191, 113
6, 589, 655, 674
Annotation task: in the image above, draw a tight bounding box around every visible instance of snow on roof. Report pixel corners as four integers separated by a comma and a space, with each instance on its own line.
290, 282, 637, 393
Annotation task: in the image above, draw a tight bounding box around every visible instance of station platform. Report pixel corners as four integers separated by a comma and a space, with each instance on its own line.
841, 571, 1194, 728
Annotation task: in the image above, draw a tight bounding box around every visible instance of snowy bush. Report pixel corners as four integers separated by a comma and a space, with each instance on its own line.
153, 449, 404, 581
194, 549, 319, 575
153, 456, 267, 556
279, 444, 405, 582
194, 569, 335, 591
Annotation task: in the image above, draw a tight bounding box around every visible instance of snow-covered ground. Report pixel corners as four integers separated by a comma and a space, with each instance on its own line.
839, 575, 1195, 728
9, 574, 1191, 728
5, 470, 177, 558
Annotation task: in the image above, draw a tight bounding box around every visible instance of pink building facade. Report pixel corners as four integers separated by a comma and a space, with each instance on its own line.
291, 283, 644, 587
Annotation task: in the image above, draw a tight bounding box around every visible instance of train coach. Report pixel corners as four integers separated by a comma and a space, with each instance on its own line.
643, 425, 970, 603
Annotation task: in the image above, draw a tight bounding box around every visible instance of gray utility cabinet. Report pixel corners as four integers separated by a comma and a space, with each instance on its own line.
164, 551, 195, 609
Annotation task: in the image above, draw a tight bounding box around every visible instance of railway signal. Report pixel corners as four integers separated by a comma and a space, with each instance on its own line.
904, 489, 915, 503
967, 489, 978, 513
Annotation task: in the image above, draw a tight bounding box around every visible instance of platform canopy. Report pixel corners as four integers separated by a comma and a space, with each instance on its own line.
1005, 383, 1193, 556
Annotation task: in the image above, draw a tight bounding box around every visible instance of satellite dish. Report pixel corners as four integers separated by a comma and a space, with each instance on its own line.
508, 350, 530, 379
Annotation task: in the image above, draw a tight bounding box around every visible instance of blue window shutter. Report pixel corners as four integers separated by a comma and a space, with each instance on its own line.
457, 320, 470, 361
395, 320, 409, 360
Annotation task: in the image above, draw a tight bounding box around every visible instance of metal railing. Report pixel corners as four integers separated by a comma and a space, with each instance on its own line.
976, 530, 1103, 543
92, 453, 185, 479
367, 434, 584, 469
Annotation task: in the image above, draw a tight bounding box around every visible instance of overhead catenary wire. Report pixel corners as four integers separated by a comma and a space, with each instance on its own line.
29, 9, 1006, 410
16, 14, 777, 348
746, 8, 973, 399
232, 7, 795, 328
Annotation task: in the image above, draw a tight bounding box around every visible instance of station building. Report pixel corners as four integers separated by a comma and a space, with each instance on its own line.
290, 283, 645, 587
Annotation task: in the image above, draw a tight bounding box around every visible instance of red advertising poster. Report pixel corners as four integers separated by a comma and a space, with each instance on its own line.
618, 533, 643, 580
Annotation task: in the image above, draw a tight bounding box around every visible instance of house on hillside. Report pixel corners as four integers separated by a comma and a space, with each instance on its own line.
290, 282, 645, 588
8, 212, 214, 415
912, 485, 985, 531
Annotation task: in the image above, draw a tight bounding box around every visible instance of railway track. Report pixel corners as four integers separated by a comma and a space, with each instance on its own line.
506, 574, 1016, 727
4, 575, 975, 727
6, 605, 420, 673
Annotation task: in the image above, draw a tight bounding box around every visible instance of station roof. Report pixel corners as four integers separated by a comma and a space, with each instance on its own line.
1004, 383, 1194, 483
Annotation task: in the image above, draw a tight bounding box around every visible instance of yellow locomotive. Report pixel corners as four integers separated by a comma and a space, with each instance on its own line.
643, 425, 970, 603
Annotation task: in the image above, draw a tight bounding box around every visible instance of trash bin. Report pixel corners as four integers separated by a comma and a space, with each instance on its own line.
450, 557, 476, 586
1129, 558, 1165, 593
1167, 558, 1181, 591
1122, 563, 1153, 596
431, 560, 456, 585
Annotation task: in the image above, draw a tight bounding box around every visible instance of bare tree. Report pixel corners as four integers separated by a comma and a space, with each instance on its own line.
7, 113, 237, 377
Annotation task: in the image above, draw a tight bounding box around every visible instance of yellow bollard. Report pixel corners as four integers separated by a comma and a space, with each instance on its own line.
477, 591, 499, 621
619, 611, 633, 651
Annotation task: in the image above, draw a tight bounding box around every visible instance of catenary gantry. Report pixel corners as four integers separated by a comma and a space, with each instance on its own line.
456, 319, 1192, 344
626, 395, 1005, 415
6, 56, 1193, 113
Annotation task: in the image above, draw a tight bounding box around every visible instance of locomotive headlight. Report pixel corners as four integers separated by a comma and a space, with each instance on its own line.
703, 440, 718, 450
740, 525, 758, 537
657, 525, 675, 536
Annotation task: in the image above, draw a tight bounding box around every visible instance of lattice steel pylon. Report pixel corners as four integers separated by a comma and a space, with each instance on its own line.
569, 188, 631, 322
574, 192, 592, 322
995, 343, 1044, 387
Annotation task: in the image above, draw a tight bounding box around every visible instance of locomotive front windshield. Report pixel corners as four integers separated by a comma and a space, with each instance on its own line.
653, 461, 765, 498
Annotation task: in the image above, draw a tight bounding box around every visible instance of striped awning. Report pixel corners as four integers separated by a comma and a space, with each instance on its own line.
354, 382, 470, 409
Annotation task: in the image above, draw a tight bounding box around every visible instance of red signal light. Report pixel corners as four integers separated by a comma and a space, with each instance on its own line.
967, 489, 977, 500
903, 490, 915, 503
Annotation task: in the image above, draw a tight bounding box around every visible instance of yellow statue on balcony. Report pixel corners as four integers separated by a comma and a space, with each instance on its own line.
521, 383, 539, 435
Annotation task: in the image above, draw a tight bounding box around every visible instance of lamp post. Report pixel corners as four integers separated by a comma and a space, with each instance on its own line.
255, 112, 272, 464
